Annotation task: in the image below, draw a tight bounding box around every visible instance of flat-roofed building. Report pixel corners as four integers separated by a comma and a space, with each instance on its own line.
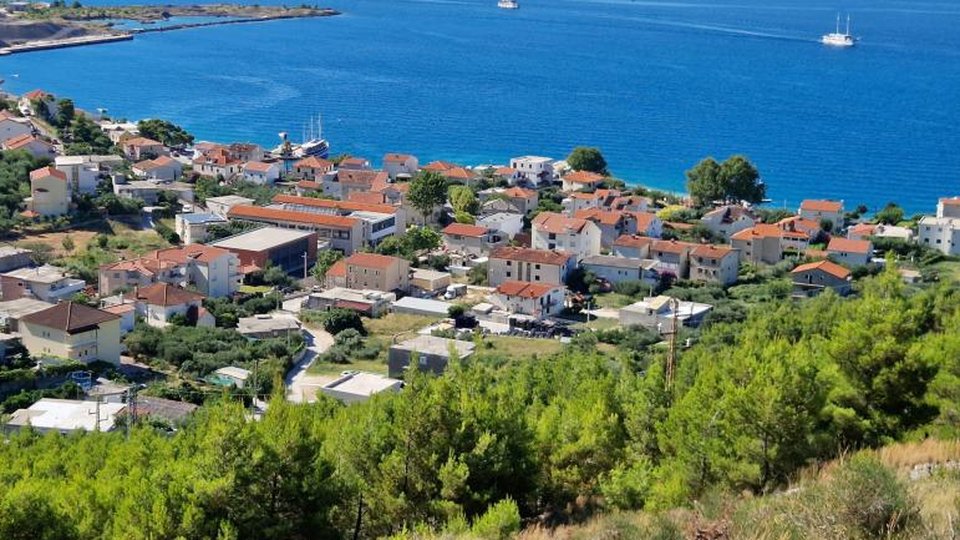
5, 398, 126, 434
175, 212, 228, 245
0, 265, 86, 303
304, 287, 396, 317
320, 371, 404, 404
388, 335, 476, 378
210, 227, 317, 277
581, 255, 659, 285
237, 314, 301, 339
227, 205, 364, 254
205, 195, 255, 218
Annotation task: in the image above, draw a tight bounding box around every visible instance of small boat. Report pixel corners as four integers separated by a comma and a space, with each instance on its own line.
498, 0, 519, 9
822, 13, 855, 47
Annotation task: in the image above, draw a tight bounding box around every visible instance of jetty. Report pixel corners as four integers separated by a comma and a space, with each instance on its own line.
0, 7, 339, 56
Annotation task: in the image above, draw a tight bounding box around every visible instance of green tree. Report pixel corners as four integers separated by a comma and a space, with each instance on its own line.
449, 185, 478, 214
408, 170, 448, 223
567, 146, 608, 175
53, 99, 75, 128
686, 155, 764, 207
311, 249, 344, 280
137, 119, 195, 147
320, 308, 365, 335
875, 202, 904, 225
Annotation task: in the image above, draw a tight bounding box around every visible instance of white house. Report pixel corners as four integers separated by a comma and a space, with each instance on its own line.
918, 216, 960, 256
118, 283, 213, 328
799, 200, 844, 230
241, 161, 281, 184
477, 212, 524, 238
509, 156, 554, 185
382, 153, 419, 179
700, 205, 757, 240
132, 156, 183, 182
531, 212, 602, 260
490, 281, 566, 319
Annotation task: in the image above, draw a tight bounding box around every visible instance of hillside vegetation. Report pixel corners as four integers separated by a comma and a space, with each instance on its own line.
1, 264, 960, 539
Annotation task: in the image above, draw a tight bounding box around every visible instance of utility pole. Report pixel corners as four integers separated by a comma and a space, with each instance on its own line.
95, 395, 102, 433
303, 251, 308, 280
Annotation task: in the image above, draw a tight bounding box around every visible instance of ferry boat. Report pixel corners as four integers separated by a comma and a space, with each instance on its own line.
273, 115, 329, 159
498, 0, 519, 9
822, 14, 855, 47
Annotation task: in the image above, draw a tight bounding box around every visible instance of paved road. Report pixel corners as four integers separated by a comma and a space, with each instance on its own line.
285, 324, 335, 403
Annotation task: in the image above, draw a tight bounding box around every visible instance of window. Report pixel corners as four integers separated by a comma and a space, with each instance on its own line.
535, 264, 541, 270
506, 271, 512, 278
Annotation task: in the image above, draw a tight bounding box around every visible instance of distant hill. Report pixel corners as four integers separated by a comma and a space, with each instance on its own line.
0, 20, 90, 46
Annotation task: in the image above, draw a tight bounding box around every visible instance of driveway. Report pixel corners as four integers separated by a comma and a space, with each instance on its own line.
285, 325, 335, 403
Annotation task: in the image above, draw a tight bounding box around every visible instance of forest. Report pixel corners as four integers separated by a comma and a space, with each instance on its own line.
1, 264, 959, 539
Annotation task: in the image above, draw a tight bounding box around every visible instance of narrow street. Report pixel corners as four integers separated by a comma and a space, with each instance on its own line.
284, 324, 335, 403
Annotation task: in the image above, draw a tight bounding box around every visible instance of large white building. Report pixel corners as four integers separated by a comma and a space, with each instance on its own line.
509, 156, 554, 185
531, 212, 602, 260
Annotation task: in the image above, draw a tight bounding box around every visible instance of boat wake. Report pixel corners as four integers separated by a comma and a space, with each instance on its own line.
597, 13, 818, 43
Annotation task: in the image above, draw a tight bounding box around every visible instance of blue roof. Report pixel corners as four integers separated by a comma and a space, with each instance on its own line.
178, 213, 226, 225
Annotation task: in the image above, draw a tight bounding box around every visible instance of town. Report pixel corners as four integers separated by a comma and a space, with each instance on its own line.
0, 88, 955, 433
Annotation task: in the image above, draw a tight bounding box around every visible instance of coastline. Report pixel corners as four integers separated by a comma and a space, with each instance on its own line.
0, 6, 339, 56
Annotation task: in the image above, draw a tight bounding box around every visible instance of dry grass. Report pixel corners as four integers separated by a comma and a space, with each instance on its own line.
366, 313, 440, 340
874, 439, 960, 471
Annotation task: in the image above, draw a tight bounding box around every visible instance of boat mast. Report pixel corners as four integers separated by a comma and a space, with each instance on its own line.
835, 13, 840, 34
846, 14, 850, 35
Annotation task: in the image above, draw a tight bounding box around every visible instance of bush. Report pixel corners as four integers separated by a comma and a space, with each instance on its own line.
471, 498, 521, 540
320, 308, 365, 335
832, 455, 919, 537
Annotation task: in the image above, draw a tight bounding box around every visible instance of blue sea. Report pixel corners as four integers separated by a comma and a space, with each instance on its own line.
2, 0, 959, 212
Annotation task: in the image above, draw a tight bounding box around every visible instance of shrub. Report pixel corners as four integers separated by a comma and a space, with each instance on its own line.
471, 498, 521, 540
320, 308, 365, 335
832, 455, 919, 537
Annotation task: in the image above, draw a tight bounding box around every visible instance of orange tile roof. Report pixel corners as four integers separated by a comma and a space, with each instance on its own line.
496, 280, 558, 299
563, 170, 604, 184
0, 110, 24, 122
339, 157, 369, 167
295, 156, 333, 170
325, 259, 347, 279
494, 166, 516, 176
848, 223, 877, 236
5, 133, 45, 150
613, 234, 655, 248
102, 303, 136, 315
533, 212, 591, 234
503, 187, 536, 199
800, 199, 843, 213
348, 191, 388, 205
228, 205, 359, 229
827, 237, 871, 255
23, 89, 48, 100
633, 211, 660, 231
125, 283, 204, 306
339, 169, 387, 186
383, 153, 414, 163
691, 244, 735, 259
273, 194, 398, 215
243, 161, 276, 173
154, 245, 232, 264
731, 224, 808, 241
651, 239, 697, 255
574, 208, 629, 226
296, 180, 322, 190
123, 136, 163, 148
489, 246, 573, 265
422, 160, 458, 172
344, 252, 403, 270
443, 223, 490, 238
443, 167, 475, 180
30, 165, 66, 182
792, 259, 851, 280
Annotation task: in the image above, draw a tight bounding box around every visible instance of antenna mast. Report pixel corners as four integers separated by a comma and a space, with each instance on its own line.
666, 298, 679, 388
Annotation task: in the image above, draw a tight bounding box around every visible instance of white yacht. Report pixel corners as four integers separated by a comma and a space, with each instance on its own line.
822, 14, 855, 47
498, 0, 519, 9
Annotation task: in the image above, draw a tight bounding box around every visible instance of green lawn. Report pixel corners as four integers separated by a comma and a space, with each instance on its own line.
478, 335, 566, 359
594, 292, 636, 309
308, 356, 388, 376
366, 313, 439, 340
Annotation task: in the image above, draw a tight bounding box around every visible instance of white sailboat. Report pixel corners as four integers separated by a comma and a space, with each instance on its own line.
498, 0, 519, 9
822, 13, 855, 47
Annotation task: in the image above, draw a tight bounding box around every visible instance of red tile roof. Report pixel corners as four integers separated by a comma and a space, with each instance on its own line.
383, 153, 414, 163
443, 223, 490, 238
489, 246, 573, 265
296, 180, 322, 190
503, 187, 536, 199
731, 224, 808, 241
338, 169, 387, 186
325, 259, 347, 279
295, 156, 333, 170
574, 208, 630, 226
123, 136, 163, 148
800, 199, 843, 213
272, 194, 398, 215
5, 133, 47, 150
30, 165, 66, 182
563, 170, 604, 184
125, 283, 204, 307
827, 237, 872, 255
344, 252, 403, 270
633, 211, 660, 231
494, 166, 516, 176
792, 259, 852, 280
154, 245, 232, 264
23, 89, 48, 100
613, 234, 655, 249
243, 161, 276, 173
443, 167, 475, 180
228, 205, 359, 229
422, 160, 458, 172
347, 192, 388, 205
496, 280, 558, 299
651, 239, 697, 255
848, 223, 877, 236
691, 244, 736, 259
533, 212, 591, 234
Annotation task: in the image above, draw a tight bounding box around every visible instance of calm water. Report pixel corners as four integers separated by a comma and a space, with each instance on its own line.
3, 0, 959, 212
